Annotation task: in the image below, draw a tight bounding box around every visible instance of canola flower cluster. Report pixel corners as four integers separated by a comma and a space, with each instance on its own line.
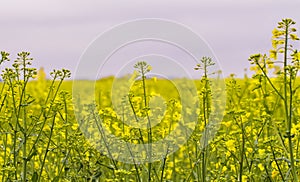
0, 19, 300, 181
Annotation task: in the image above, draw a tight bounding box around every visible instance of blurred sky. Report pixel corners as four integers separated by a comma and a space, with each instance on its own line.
1, 0, 300, 79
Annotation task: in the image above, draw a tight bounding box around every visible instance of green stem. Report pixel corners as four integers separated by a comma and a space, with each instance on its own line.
160, 149, 168, 182
8, 77, 21, 180
1, 133, 8, 182
38, 113, 56, 181
239, 117, 245, 182
283, 22, 297, 182
140, 66, 152, 182
126, 142, 141, 182
21, 60, 28, 182
94, 111, 118, 170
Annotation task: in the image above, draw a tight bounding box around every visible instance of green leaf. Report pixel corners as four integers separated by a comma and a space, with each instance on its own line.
27, 147, 37, 161
52, 176, 60, 182
32, 172, 38, 182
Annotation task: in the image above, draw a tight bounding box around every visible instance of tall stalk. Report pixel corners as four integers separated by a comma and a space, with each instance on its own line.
194, 57, 214, 181
282, 20, 297, 182
134, 61, 152, 181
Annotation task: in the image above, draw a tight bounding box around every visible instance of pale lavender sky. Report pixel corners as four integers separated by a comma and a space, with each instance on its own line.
1, 0, 300, 79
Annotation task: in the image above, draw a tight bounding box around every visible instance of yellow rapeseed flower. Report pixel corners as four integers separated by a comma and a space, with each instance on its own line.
225, 139, 236, 152
272, 170, 279, 178
258, 163, 264, 171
